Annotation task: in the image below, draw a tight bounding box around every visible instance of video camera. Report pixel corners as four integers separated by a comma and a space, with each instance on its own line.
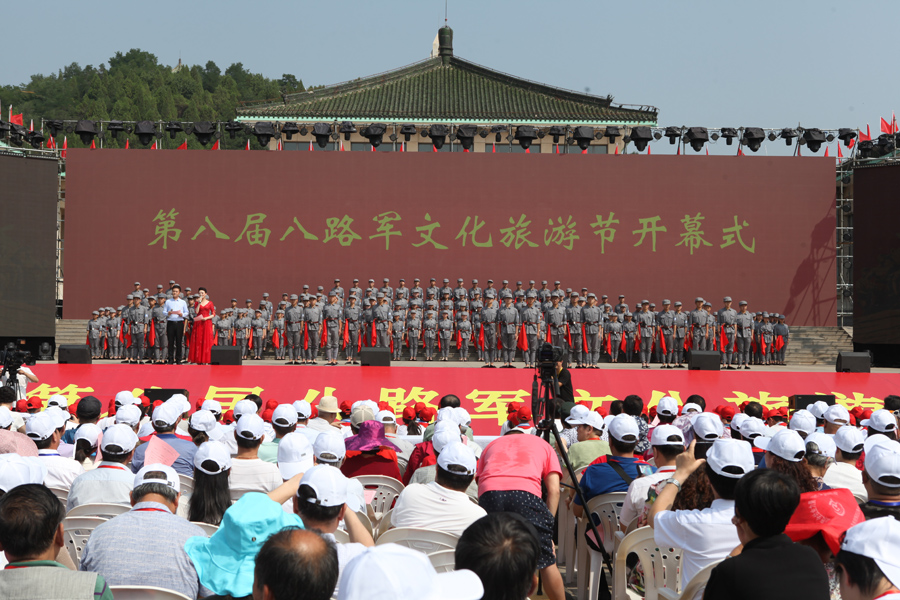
0, 343, 32, 387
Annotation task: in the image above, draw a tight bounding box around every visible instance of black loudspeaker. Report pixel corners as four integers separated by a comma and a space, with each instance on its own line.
790, 394, 836, 411
143, 388, 190, 403
688, 351, 720, 371
360, 347, 391, 366
211, 346, 242, 366
58, 344, 91, 364
837, 352, 871, 373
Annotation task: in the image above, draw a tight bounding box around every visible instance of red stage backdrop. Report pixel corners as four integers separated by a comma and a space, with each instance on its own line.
65, 151, 836, 324
27, 365, 896, 435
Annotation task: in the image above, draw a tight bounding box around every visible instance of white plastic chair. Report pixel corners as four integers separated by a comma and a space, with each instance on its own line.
109, 585, 192, 600
658, 559, 721, 600
353, 475, 405, 517
178, 474, 194, 496
375, 508, 394, 540
48, 486, 69, 509
62, 516, 107, 564
576, 492, 626, 600
428, 548, 456, 573
66, 503, 131, 519
613, 526, 682, 600
375, 527, 459, 555
614, 516, 639, 554
561, 466, 587, 584
190, 522, 219, 537
332, 528, 351, 543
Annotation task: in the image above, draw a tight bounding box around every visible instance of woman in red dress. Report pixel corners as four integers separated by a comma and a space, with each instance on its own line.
189, 287, 215, 364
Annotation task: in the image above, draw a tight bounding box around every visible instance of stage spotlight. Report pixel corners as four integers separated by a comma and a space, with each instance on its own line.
107, 120, 126, 139
252, 122, 276, 146
780, 128, 798, 146
8, 124, 25, 146
653, 130, 663, 141
628, 126, 653, 152
339, 121, 356, 140
838, 128, 857, 147
686, 127, 709, 152
134, 120, 157, 146
802, 128, 826, 153
515, 125, 538, 150
572, 126, 594, 151
478, 129, 489, 139
826, 133, 835, 143
362, 122, 387, 148
223, 121, 244, 139
45, 119, 64, 137
25, 129, 44, 149
841, 203, 852, 213
548, 125, 566, 144
841, 174, 851, 185
165, 121, 184, 139
312, 122, 332, 148
876, 134, 895, 156
768, 132, 777, 142
664, 126, 681, 145
536, 129, 546, 140
857, 139, 875, 158
39, 342, 53, 361
742, 127, 765, 152
399, 124, 417, 142
74, 120, 98, 145
455, 124, 477, 151
281, 122, 300, 140
192, 121, 216, 146
299, 126, 308, 136
605, 126, 621, 144
491, 124, 508, 143
842, 232, 852, 242
428, 124, 449, 149
720, 128, 738, 145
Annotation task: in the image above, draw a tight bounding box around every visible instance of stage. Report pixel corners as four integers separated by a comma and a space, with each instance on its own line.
27, 363, 900, 435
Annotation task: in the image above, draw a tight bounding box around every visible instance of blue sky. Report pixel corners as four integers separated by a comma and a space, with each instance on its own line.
5, 0, 898, 154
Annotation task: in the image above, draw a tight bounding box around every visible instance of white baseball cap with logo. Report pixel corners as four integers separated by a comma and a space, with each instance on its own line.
565, 404, 591, 425
864, 437, 900, 487
153, 401, 183, 428
432, 429, 461, 454
754, 428, 806, 462
314, 432, 346, 464
233, 399, 259, 419
862, 409, 897, 434
739, 417, 767, 440
608, 414, 639, 443
277, 432, 315, 479
115, 404, 142, 427
273, 405, 299, 428
823, 404, 850, 426
194, 441, 232, 475
691, 413, 725, 441
453, 407, 471, 427
651, 424, 685, 447
656, 396, 679, 418
74, 423, 102, 448
236, 414, 265, 441
706, 438, 755, 478
300, 464, 361, 512
436, 442, 477, 476
842, 518, 900, 589
730, 413, 749, 433
201, 400, 223, 415
682, 402, 702, 415
0, 454, 47, 492
292, 400, 312, 419
44, 407, 71, 429
789, 410, 816, 436
134, 463, 180, 493
101, 424, 139, 454
47, 394, 69, 409
805, 432, 837, 459
115, 390, 139, 406
375, 410, 397, 425
25, 412, 56, 441
169, 394, 191, 415
834, 426, 866, 454
0, 406, 13, 429
807, 400, 829, 420
190, 410, 218, 433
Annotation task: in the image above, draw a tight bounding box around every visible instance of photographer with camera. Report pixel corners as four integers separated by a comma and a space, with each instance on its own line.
1, 344, 38, 401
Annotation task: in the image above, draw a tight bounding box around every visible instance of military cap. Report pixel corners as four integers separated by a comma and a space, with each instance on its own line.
231, 298, 238, 302
303, 284, 310, 289
756, 311, 762, 315
126, 294, 134, 299
458, 278, 464, 282
472, 279, 478, 283
473, 291, 481, 296
430, 277, 436, 281
353, 279, 359, 283
277, 309, 284, 314
485, 290, 496, 298
551, 291, 560, 297
368, 279, 374, 283
695, 297, 704, 303
246, 298, 252, 303
117, 305, 125, 310
662, 299, 671, 304
762, 311, 770, 317
184, 288, 190, 292
723, 296, 732, 302
625, 312, 633, 317
778, 314, 786, 319
674, 301, 682, 306
516, 281, 523, 286
487, 279, 493, 283
413, 278, 420, 281
587, 293, 596, 299
157, 294, 166, 299
739, 300, 748, 305
601, 295, 608, 299
383, 278, 390, 282
376, 293, 384, 298
526, 291, 537, 298
443, 278, 450, 283
555, 281, 561, 285
528, 280, 535, 284
261, 292, 269, 297
609, 312, 618, 317
328, 291, 336, 297
254, 308, 262, 313
156, 284, 163, 289
169, 280, 175, 284
393, 311, 401, 317
704, 301, 712, 307
221, 310, 228, 314
92, 310, 99, 315
134, 281, 141, 286
460, 311, 469, 317
571, 292, 579, 297
427, 290, 435, 296
650, 303, 656, 308
317, 286, 324, 291
619, 295, 625, 299
641, 299, 650, 305
143, 288, 150, 293
542, 280, 548, 285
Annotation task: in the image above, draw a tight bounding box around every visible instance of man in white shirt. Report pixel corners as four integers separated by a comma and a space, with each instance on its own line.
823, 425, 868, 501
27, 411, 84, 490
649, 438, 754, 591
293, 465, 374, 600
308, 396, 343, 435
391, 442, 486, 537
162, 284, 189, 365
67, 425, 138, 511
228, 414, 282, 501
378, 410, 415, 475
619, 425, 684, 529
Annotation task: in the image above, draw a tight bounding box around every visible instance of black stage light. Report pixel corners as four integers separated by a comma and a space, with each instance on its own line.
768, 132, 778, 141
514, 125, 538, 150
719, 127, 738, 146
429, 124, 449, 149
826, 133, 835, 143
39, 342, 53, 361
253, 122, 276, 147
134, 120, 157, 146
876, 134, 895, 156
362, 123, 387, 148
107, 120, 126, 139
664, 126, 681, 145
686, 127, 709, 152
339, 121, 356, 140
192, 121, 216, 146
653, 130, 663, 140
312, 123, 332, 148
491, 124, 507, 143
46, 119, 64, 137
857, 139, 875, 158
780, 128, 798, 146
455, 124, 477, 151
0, 120, 9, 136
572, 126, 594, 151
742, 127, 765, 152
605, 126, 621, 144
281, 122, 300, 140
75, 120, 98, 145
165, 121, 184, 139
299, 126, 308, 136
838, 128, 857, 147
25, 129, 45, 149
548, 125, 566, 144
802, 128, 826, 153
399, 124, 417, 142
478, 128, 489, 139
223, 121, 244, 139
629, 126, 653, 152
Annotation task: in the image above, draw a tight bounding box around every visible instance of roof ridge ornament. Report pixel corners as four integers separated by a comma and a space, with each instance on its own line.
438, 26, 453, 65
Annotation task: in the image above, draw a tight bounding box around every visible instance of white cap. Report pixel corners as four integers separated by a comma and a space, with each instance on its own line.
189, 410, 217, 433
656, 396, 679, 418
433, 429, 461, 454
169, 393, 190, 414
194, 441, 232, 475
824, 404, 850, 425
436, 442, 477, 476
236, 414, 265, 441
609, 414, 639, 443
862, 409, 897, 434
0, 454, 46, 492
47, 394, 69, 409
453, 407, 472, 426
25, 412, 56, 441
434, 419, 459, 436
691, 413, 725, 441
44, 406, 70, 429
754, 429, 806, 462
153, 401, 182, 427
375, 410, 397, 425
115, 404, 142, 427
789, 410, 816, 435
201, 399, 223, 415
0, 406, 12, 428
300, 464, 361, 512
808, 400, 830, 420
75, 423, 102, 447
115, 390, 138, 406
134, 463, 180, 493
272, 404, 299, 428
566, 409, 604, 431
864, 437, 900, 487
706, 438, 755, 479
277, 432, 315, 479
350, 406, 375, 427
337, 543, 483, 600
730, 413, 749, 433
805, 432, 837, 459
739, 417, 767, 440
100, 424, 138, 454
437, 407, 456, 423
834, 425, 866, 454
314, 432, 346, 464
292, 400, 312, 419
682, 402, 702, 415
233, 399, 259, 418
842, 518, 900, 588
651, 424, 685, 447
566, 404, 591, 424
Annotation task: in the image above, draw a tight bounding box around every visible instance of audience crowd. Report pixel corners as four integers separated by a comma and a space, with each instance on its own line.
1, 383, 900, 600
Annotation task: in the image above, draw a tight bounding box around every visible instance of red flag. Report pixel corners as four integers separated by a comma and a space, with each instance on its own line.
635, 325, 641, 353
893, 112, 898, 134
372, 145, 377, 152
581, 147, 588, 155
400, 142, 404, 152
210, 140, 219, 150
614, 145, 619, 155
341, 322, 349, 350
581, 324, 588, 354
797, 145, 801, 157
859, 125, 871, 142
147, 320, 156, 347
881, 117, 892, 134
456, 331, 462, 351
309, 141, 314, 151
277, 138, 283, 151
738, 148, 744, 156
433, 144, 438, 153
9, 113, 23, 126
492, 142, 496, 153
556, 144, 559, 154
245, 139, 251, 151
838, 144, 843, 158
775, 335, 785, 352
545, 326, 551, 343
676, 145, 681, 156
620, 334, 627, 353
320, 327, 327, 348
604, 334, 611, 355
273, 328, 281, 349
371, 323, 376, 347
303, 322, 309, 350
125, 139, 130, 149
566, 325, 572, 348
647, 146, 651, 155
150, 141, 157, 150
437, 333, 441, 351
517, 323, 528, 352
685, 331, 693, 351
478, 323, 485, 351
497, 325, 503, 351
825, 146, 830, 157
86, 334, 89, 346
658, 327, 667, 355
29, 119, 33, 132
90, 140, 96, 150
719, 326, 728, 352
46, 136, 55, 149
525, 147, 530, 154
177, 140, 187, 150
340, 140, 344, 151
706, 146, 709, 156
232, 329, 236, 346
62, 136, 68, 158
760, 336, 767, 357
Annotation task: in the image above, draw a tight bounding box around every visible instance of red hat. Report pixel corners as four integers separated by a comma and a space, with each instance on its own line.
309, 405, 318, 420
849, 406, 865, 420
266, 399, 278, 410
648, 406, 658, 420
378, 401, 391, 412
339, 400, 352, 417
402, 405, 417, 423
107, 398, 117, 416
740, 401, 751, 411
785, 489, 865, 555
516, 405, 532, 425
761, 406, 770, 420
595, 405, 609, 417
140, 395, 151, 408
151, 400, 164, 414
68, 399, 79, 415
24, 398, 41, 411
15, 399, 27, 413
848, 414, 856, 426
577, 401, 591, 410
222, 410, 235, 425
718, 404, 737, 420
771, 407, 788, 419
414, 402, 426, 413
418, 407, 436, 423
861, 408, 874, 420
507, 401, 522, 416
195, 398, 206, 411
261, 408, 274, 423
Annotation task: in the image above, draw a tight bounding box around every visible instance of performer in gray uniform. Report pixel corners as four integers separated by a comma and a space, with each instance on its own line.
343, 296, 362, 364
457, 312, 473, 361
438, 311, 454, 361
151, 295, 169, 364
521, 293, 543, 368
656, 300, 675, 368
636, 300, 656, 369
582, 294, 602, 368
423, 311, 438, 361
304, 296, 323, 364
235, 309, 251, 359
704, 302, 717, 352
406, 310, 421, 361
373, 294, 392, 349
469, 292, 484, 361
690, 297, 708, 351
605, 313, 623, 363
759, 313, 775, 365
87, 312, 103, 358
672, 302, 688, 368
566, 293, 584, 368
774, 315, 790, 365
717, 297, 738, 368
250, 310, 267, 359
498, 295, 520, 368
128, 295, 150, 364
285, 295, 303, 365
391, 312, 406, 361
545, 293, 567, 359
623, 312, 637, 363
735, 301, 754, 369
271, 310, 286, 360
322, 292, 343, 365
480, 297, 498, 367
215, 310, 232, 347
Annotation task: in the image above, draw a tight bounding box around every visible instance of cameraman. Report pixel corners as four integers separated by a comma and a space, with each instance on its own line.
0, 345, 38, 400
555, 360, 574, 404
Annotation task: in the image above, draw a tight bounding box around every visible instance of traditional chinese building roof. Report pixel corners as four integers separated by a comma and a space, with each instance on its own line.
237, 27, 658, 126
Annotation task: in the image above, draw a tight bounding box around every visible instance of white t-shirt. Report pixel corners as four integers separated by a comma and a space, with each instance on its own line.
1, 367, 34, 400
391, 481, 487, 537
619, 465, 676, 526
823, 461, 868, 501
228, 457, 282, 501
38, 449, 85, 490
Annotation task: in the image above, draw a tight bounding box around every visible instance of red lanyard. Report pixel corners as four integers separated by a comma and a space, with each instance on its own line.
134, 508, 168, 513
97, 464, 128, 470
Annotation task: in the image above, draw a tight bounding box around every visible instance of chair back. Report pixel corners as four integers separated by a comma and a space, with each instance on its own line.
178, 474, 194, 496
62, 516, 107, 564
375, 508, 394, 540
614, 526, 682, 600
109, 585, 193, 600
584, 492, 626, 555
332, 528, 351, 543
189, 522, 220, 537
353, 475, 405, 515
428, 549, 456, 573
66, 503, 131, 519
375, 527, 459, 555
48, 486, 68, 510
658, 559, 721, 600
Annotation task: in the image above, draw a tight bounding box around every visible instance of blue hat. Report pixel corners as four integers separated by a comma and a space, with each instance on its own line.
185, 493, 303, 597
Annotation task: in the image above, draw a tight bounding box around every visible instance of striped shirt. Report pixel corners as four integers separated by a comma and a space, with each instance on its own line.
2, 560, 112, 600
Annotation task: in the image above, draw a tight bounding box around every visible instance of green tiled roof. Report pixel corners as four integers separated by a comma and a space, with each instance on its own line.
238, 55, 657, 125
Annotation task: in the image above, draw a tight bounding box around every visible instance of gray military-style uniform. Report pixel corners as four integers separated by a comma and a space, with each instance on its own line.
128, 304, 150, 361
407, 314, 421, 360
623, 317, 637, 362
582, 304, 602, 366
322, 302, 343, 362
545, 303, 567, 359
521, 304, 543, 365
271, 314, 286, 359
152, 304, 168, 362
717, 307, 737, 365
773, 320, 790, 364
566, 301, 584, 366
392, 316, 406, 360
480, 302, 498, 365
423, 314, 438, 360
605, 318, 623, 362
373, 302, 392, 348
690, 307, 708, 351
760, 319, 775, 364
735, 310, 754, 366
636, 310, 656, 364
216, 313, 233, 347
656, 309, 675, 366
285, 302, 304, 362
235, 311, 251, 359
344, 305, 362, 362
87, 317, 103, 357
497, 303, 520, 364
304, 304, 323, 361
251, 315, 267, 359
673, 311, 689, 366
438, 314, 454, 359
